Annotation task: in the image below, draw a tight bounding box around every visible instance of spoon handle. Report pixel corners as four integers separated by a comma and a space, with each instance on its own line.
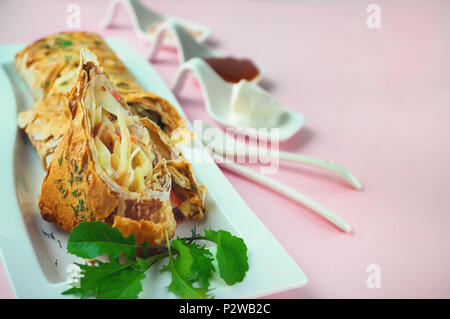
277, 151, 362, 190
213, 153, 352, 233
147, 26, 168, 61
201, 122, 362, 190
172, 66, 190, 96
100, 0, 120, 29
217, 145, 362, 190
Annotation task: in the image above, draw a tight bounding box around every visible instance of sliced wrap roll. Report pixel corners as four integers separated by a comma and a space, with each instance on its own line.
39, 49, 177, 244
16, 32, 187, 167
16, 32, 206, 220
15, 32, 185, 142
141, 119, 206, 220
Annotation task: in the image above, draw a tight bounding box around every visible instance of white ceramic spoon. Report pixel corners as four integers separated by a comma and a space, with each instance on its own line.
173, 57, 304, 142
148, 20, 264, 84
199, 121, 362, 190
101, 0, 211, 48
210, 152, 352, 233
147, 19, 217, 62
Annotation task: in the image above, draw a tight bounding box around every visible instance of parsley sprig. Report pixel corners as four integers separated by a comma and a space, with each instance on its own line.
62, 221, 248, 299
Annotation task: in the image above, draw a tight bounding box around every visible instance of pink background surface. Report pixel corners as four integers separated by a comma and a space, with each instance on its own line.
1, 0, 450, 298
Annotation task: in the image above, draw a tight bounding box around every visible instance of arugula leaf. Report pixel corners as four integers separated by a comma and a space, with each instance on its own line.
63, 254, 167, 299
161, 235, 211, 299
67, 221, 137, 260
62, 222, 250, 299
96, 268, 146, 299
62, 259, 136, 298
171, 239, 194, 278
169, 239, 214, 289
203, 229, 249, 285
134, 254, 167, 272
141, 241, 149, 258
183, 242, 215, 289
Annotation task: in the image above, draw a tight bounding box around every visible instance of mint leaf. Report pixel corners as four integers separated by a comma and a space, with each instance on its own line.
67, 221, 137, 260
161, 236, 211, 299
62, 260, 136, 298
203, 229, 249, 285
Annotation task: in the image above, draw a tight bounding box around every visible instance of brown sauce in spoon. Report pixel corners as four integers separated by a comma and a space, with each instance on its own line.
204, 56, 260, 83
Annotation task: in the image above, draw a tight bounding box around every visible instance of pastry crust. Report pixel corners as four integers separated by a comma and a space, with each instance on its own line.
38, 49, 176, 245
17, 92, 70, 168
141, 118, 206, 220
16, 32, 206, 220
15, 32, 186, 166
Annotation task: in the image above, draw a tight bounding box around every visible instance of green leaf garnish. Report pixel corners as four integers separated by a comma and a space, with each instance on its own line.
62, 222, 249, 299
62, 259, 138, 298
96, 267, 146, 299
176, 240, 215, 289
161, 233, 211, 299
203, 229, 249, 285
67, 221, 137, 260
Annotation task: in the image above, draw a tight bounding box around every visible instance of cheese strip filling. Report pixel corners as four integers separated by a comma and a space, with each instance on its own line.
86, 77, 155, 193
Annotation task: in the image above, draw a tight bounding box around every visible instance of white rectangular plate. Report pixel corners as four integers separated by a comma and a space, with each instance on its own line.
0, 38, 306, 299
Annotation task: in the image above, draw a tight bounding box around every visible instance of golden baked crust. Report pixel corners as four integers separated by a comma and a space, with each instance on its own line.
17, 93, 70, 168
38, 49, 176, 245
15, 32, 186, 165
141, 118, 206, 220
16, 31, 206, 221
